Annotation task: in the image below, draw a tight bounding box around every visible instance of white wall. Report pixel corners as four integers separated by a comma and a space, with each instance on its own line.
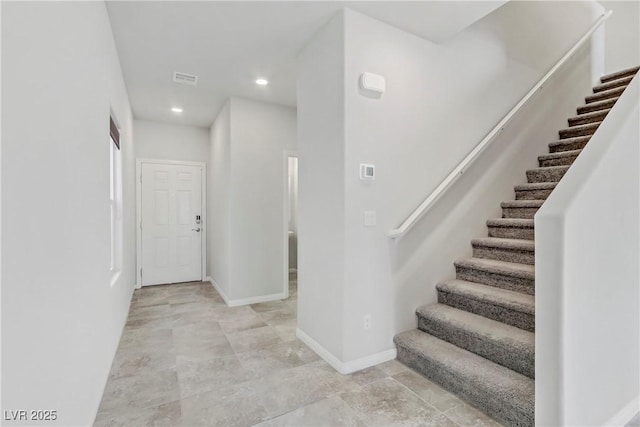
208, 101, 231, 297
134, 119, 209, 162
297, 3, 604, 370
600, 0, 640, 73
1, 2, 135, 426
467, 1, 604, 73
296, 11, 347, 361
536, 75, 639, 427
208, 98, 297, 304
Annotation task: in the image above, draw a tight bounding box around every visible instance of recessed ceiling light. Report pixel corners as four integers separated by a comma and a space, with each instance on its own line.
255, 78, 269, 86
171, 107, 183, 113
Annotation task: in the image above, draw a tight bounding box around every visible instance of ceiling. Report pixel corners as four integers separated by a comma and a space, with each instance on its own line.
106, 1, 506, 128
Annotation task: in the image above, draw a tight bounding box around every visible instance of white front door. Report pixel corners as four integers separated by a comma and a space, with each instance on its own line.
140, 162, 202, 286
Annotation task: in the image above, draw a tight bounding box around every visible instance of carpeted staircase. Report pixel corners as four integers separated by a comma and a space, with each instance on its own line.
394, 65, 639, 427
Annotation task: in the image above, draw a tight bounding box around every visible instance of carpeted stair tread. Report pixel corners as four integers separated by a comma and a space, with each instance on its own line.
592, 75, 633, 93
437, 280, 535, 315
568, 109, 611, 126
548, 136, 591, 153
515, 182, 557, 191
538, 150, 581, 167
558, 121, 601, 139
486, 218, 534, 229
472, 237, 535, 264
416, 304, 535, 378
501, 200, 543, 220
577, 97, 618, 114
539, 150, 581, 162
394, 330, 534, 427
486, 218, 534, 240
454, 258, 535, 293
437, 279, 535, 331
600, 65, 640, 83
471, 237, 535, 251
585, 86, 625, 104
501, 200, 544, 209
455, 258, 534, 280
526, 165, 569, 183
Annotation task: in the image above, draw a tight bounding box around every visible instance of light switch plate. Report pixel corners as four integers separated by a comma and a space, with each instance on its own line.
364, 210, 377, 227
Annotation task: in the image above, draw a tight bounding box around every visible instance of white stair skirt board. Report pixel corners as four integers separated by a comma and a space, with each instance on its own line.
604, 396, 640, 427
296, 328, 397, 375
206, 277, 286, 307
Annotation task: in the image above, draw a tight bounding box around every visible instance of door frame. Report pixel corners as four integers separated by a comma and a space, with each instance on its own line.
136, 158, 207, 288
283, 150, 298, 298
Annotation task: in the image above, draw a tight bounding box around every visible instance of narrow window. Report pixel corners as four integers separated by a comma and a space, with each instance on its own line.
110, 116, 122, 279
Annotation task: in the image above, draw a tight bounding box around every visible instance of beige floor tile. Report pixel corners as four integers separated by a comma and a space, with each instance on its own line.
250, 300, 289, 313
378, 359, 410, 376
257, 308, 296, 324
108, 348, 176, 380
94, 400, 181, 427
340, 378, 458, 427
219, 315, 268, 334
176, 353, 255, 399
252, 395, 365, 427
180, 382, 269, 427
117, 327, 173, 352
251, 364, 335, 418
393, 369, 465, 412
302, 360, 364, 394
236, 340, 318, 376
444, 401, 505, 427
98, 368, 180, 414
226, 325, 283, 353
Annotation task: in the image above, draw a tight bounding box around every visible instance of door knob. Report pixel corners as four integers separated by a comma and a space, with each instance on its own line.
192, 227, 201, 232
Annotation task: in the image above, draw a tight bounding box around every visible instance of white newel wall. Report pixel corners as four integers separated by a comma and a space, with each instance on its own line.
536, 76, 640, 426
296, 12, 347, 363
208, 101, 232, 298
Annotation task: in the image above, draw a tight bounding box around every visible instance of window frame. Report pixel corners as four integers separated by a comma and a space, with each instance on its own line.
109, 116, 123, 284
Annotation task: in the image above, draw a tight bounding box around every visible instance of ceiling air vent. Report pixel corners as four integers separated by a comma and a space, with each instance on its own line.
173, 71, 198, 86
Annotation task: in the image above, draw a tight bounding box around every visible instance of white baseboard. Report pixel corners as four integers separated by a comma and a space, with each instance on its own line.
296, 328, 396, 375
603, 396, 639, 426
205, 277, 286, 307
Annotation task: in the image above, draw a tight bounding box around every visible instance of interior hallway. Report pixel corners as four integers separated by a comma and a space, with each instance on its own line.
94, 274, 502, 426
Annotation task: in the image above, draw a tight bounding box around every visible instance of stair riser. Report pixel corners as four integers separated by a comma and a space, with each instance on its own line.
549, 139, 589, 153
585, 87, 625, 104
526, 168, 568, 183
487, 226, 534, 240
438, 290, 535, 332
455, 266, 535, 295
539, 155, 578, 167
502, 206, 539, 219
395, 344, 534, 427
515, 188, 553, 200
472, 247, 534, 265
569, 111, 608, 126
559, 125, 598, 139
593, 76, 632, 93
417, 314, 534, 378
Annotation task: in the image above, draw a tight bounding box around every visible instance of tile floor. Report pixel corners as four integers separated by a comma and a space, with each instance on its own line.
95, 274, 502, 427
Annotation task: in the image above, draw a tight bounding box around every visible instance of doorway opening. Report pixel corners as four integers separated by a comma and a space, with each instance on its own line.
286, 155, 298, 299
